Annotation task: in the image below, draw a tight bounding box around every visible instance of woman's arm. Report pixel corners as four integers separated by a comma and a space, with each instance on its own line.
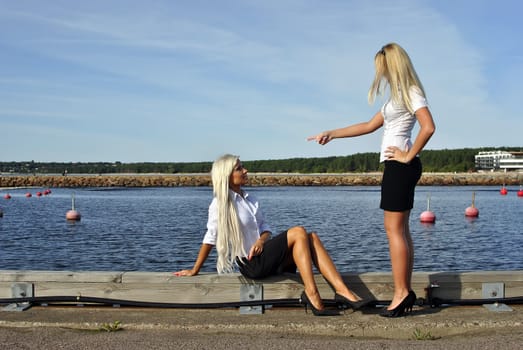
308, 111, 384, 145
173, 243, 214, 276
248, 231, 272, 260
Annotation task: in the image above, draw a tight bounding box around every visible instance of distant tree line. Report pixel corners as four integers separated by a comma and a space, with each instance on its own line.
1, 147, 520, 174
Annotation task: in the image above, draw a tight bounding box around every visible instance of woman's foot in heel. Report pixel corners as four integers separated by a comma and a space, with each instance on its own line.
300, 291, 340, 316
334, 293, 370, 311
380, 290, 416, 318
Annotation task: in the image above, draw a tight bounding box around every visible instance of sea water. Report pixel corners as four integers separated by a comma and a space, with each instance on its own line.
0, 186, 521, 273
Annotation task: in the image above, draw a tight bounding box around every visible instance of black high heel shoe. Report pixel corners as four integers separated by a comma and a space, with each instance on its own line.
300, 291, 340, 316
380, 291, 416, 318
334, 293, 370, 310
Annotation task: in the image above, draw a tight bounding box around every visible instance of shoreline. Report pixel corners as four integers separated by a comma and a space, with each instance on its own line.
0, 172, 521, 188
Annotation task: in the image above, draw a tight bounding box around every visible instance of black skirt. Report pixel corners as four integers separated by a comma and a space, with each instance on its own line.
380, 157, 422, 212
236, 231, 296, 279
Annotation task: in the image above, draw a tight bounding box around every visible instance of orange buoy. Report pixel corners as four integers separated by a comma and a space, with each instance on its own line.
66, 194, 81, 221
465, 191, 479, 217
420, 194, 436, 223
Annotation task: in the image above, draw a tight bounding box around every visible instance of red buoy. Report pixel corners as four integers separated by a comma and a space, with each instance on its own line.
500, 186, 508, 195
517, 186, 523, 197
465, 191, 479, 217
66, 210, 81, 221
66, 194, 81, 221
465, 206, 479, 217
420, 194, 436, 223
36, 192, 42, 197
25, 192, 32, 198
420, 210, 436, 223
4, 194, 11, 200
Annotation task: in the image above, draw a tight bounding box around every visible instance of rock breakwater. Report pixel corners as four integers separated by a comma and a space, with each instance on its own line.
1, 172, 520, 188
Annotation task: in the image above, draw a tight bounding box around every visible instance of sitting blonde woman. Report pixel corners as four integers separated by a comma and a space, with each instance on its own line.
174, 154, 367, 316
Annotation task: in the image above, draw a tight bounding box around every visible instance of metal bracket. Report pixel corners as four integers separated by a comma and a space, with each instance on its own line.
239, 284, 263, 315
482, 282, 512, 312
2, 283, 34, 312
425, 281, 440, 307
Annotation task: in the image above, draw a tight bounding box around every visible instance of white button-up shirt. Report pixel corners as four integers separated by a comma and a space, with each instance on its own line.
202, 190, 272, 257
379, 86, 428, 162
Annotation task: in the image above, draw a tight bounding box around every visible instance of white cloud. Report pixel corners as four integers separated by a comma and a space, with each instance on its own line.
0, 0, 520, 162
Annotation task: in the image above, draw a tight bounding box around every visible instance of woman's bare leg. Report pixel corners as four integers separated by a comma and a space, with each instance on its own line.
307, 232, 361, 301
286, 226, 324, 310
383, 210, 412, 310
404, 212, 414, 287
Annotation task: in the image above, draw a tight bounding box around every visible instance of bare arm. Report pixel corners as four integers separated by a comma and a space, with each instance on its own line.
173, 243, 214, 276
307, 112, 384, 145
384, 107, 436, 163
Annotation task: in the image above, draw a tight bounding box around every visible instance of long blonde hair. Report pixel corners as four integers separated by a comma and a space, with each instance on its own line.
368, 43, 425, 114
211, 154, 245, 273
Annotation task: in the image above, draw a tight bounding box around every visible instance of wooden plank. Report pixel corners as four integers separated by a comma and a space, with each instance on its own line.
0, 283, 15, 298
414, 271, 523, 300
0, 270, 122, 283
121, 271, 244, 284
0, 270, 522, 304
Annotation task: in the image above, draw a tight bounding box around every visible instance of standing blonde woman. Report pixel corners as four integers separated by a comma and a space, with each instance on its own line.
174, 154, 367, 316
308, 43, 436, 317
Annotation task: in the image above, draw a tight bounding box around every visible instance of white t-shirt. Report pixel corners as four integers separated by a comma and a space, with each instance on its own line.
379, 86, 428, 162
202, 190, 272, 257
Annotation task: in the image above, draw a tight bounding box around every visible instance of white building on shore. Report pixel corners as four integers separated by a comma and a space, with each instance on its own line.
475, 151, 523, 171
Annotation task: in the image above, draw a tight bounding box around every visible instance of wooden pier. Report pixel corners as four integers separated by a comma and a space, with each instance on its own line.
1, 270, 522, 306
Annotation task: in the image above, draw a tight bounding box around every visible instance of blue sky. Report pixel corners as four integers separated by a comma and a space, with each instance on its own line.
1, 0, 521, 163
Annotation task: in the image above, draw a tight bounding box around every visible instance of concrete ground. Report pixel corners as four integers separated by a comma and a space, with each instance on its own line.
0, 302, 522, 349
